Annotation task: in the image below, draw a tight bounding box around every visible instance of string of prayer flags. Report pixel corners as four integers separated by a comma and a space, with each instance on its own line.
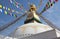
46, 2, 50, 9
10, 0, 19, 8
9, 0, 25, 11
8, 13, 17, 18
40, 0, 58, 14
2, 5, 19, 14
0, 4, 20, 18
50, 0, 58, 7
46, 0, 58, 9
2, 6, 8, 10
3, 6, 7, 10
3, 6, 12, 13
4, 11, 17, 18
10, 0, 27, 13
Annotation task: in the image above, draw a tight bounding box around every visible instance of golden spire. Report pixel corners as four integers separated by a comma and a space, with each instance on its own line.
29, 4, 37, 11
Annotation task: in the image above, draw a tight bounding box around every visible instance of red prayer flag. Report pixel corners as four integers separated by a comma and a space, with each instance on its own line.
55, 0, 58, 2
20, 5, 23, 10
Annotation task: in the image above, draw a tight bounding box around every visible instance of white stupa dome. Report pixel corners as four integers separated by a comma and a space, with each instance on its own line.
10, 23, 53, 38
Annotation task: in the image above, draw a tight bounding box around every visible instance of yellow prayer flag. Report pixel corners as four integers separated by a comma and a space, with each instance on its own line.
0, 5, 2, 8
8, 8, 10, 11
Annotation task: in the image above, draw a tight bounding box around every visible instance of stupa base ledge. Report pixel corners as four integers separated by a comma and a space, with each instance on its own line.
21, 29, 59, 39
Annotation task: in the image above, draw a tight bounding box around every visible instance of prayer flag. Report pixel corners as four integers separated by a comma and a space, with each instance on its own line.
8, 8, 10, 11
53, 1, 55, 4
10, 0, 13, 3
4, 11, 8, 14
0, 5, 2, 8
6, 7, 8, 10
55, 0, 58, 2
12, 10, 15, 12
3, 6, 5, 9
50, 3, 53, 6
9, 13, 13, 16
49, 0, 51, 2
14, 14, 17, 17
0, 9, 2, 12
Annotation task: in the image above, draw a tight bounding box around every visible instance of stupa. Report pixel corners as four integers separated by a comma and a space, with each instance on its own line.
9, 4, 60, 39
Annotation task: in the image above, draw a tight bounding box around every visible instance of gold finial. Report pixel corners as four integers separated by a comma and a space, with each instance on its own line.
29, 4, 37, 11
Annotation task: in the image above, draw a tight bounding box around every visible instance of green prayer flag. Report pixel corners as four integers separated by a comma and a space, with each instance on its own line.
47, 2, 50, 7
42, 7, 46, 13
3, 6, 5, 9
8, 8, 10, 11
14, 14, 17, 17
4, 11, 8, 14
47, 2, 49, 5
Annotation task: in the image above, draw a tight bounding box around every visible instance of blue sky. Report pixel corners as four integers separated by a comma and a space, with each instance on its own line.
42, 0, 60, 28
0, 0, 60, 36
0, 0, 48, 26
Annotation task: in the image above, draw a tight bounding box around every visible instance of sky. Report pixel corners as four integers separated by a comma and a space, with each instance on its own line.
0, 0, 60, 36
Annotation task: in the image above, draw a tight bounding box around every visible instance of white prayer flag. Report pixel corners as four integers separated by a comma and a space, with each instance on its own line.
0, 9, 2, 12
10, 0, 13, 3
